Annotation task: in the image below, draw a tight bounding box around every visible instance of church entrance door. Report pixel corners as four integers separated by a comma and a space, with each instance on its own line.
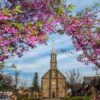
52, 91, 56, 98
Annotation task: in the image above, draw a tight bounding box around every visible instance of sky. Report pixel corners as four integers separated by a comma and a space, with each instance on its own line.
1, 0, 100, 87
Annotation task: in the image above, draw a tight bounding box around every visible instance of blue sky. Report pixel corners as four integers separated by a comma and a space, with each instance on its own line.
1, 0, 100, 87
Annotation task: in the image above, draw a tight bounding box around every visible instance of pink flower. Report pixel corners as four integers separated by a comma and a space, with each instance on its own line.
28, 36, 36, 45
0, 36, 2, 40
4, 40, 10, 45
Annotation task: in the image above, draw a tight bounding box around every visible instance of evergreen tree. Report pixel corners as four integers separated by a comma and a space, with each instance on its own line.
32, 72, 40, 92
0, 74, 14, 90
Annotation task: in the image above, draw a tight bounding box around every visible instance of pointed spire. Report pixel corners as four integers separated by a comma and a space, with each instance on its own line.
52, 40, 56, 54
51, 40, 57, 70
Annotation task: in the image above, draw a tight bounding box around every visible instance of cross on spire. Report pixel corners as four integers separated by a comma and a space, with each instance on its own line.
52, 40, 56, 54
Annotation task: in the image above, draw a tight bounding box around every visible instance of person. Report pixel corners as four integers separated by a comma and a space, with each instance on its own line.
11, 94, 17, 100
91, 86, 100, 100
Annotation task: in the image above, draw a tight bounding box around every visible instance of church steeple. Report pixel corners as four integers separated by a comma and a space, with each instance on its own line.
52, 40, 56, 54
50, 41, 57, 70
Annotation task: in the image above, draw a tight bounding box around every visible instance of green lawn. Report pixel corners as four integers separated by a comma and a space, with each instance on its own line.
64, 96, 92, 100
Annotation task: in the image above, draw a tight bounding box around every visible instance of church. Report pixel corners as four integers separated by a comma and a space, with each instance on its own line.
41, 45, 67, 99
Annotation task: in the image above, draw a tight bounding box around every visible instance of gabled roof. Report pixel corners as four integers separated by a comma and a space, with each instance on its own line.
41, 69, 66, 79
41, 70, 50, 79
57, 69, 66, 79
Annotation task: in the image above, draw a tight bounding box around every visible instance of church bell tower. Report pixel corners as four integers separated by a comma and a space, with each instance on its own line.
50, 41, 57, 70
49, 41, 58, 98
41, 40, 67, 99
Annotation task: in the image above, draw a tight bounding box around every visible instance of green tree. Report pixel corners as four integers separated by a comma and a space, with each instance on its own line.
0, 62, 4, 71
0, 74, 14, 90
32, 72, 40, 92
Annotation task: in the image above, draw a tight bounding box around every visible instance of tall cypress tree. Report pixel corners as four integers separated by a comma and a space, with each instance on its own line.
32, 72, 40, 92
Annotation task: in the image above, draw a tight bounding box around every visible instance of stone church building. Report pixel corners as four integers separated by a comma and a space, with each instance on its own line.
41, 46, 67, 99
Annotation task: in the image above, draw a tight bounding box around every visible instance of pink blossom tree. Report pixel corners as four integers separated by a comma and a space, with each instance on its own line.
0, 0, 100, 68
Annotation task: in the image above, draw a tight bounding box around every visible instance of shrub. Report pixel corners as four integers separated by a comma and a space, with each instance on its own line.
84, 96, 91, 100
72, 96, 84, 100
64, 96, 70, 100
17, 95, 40, 100
72, 96, 91, 100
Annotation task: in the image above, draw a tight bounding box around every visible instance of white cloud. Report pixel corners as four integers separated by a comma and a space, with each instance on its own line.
5, 34, 95, 78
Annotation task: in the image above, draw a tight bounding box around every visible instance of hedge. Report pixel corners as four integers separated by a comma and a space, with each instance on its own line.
64, 96, 92, 100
